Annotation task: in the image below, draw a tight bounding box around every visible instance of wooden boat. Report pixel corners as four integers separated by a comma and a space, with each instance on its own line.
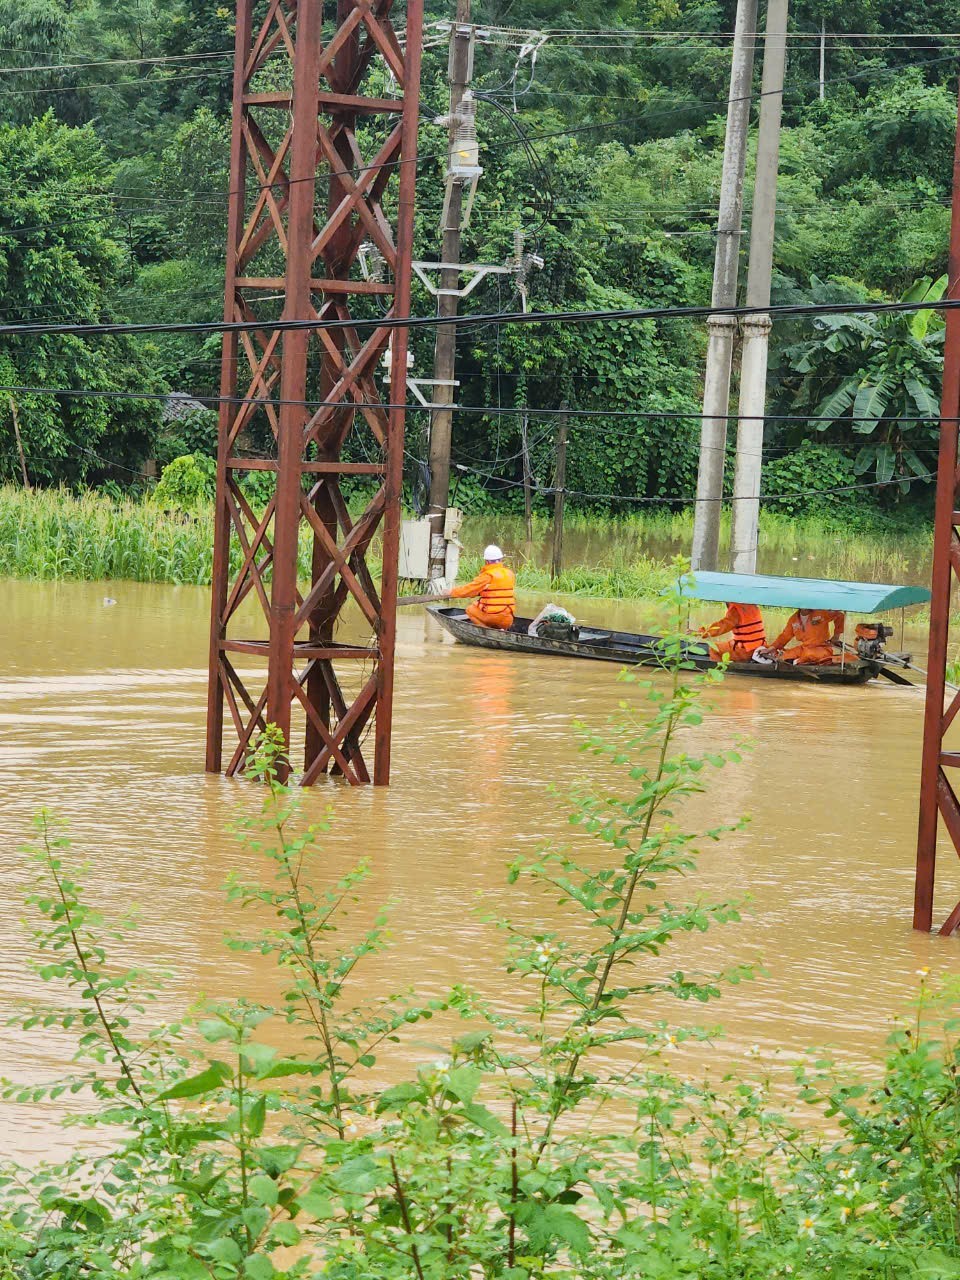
427, 607, 886, 682
426, 570, 932, 686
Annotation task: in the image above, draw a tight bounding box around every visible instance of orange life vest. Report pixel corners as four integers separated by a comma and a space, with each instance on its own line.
477, 562, 516, 616
774, 609, 844, 650
729, 603, 766, 652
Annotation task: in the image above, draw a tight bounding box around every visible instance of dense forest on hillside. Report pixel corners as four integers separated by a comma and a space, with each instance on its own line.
0, 0, 954, 521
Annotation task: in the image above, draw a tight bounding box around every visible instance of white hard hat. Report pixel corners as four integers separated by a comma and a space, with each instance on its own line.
483, 544, 504, 561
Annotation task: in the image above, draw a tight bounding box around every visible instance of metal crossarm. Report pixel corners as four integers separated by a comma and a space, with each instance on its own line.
206, 0, 423, 786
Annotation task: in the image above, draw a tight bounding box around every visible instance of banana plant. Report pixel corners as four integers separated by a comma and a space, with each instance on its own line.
775, 275, 946, 495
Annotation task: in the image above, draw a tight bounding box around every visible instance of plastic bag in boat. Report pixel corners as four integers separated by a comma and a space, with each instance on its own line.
750, 648, 776, 666
528, 604, 579, 641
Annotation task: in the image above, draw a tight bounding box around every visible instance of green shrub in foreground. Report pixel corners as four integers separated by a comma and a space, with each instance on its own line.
0, 592, 957, 1276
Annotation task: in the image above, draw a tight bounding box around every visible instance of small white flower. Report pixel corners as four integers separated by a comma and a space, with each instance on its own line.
839, 1166, 856, 1181
840, 1205, 852, 1222
746, 1043, 761, 1058
798, 1216, 816, 1239
343, 1120, 360, 1138
916, 967, 930, 978
661, 1032, 679, 1049
833, 1181, 860, 1201
432, 1057, 450, 1073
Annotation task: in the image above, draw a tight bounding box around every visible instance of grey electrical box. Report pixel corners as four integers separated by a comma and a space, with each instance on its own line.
398, 518, 432, 579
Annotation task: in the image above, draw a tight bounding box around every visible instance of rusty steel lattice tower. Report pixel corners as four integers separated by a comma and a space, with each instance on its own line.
205, 0, 423, 786
915, 81, 960, 931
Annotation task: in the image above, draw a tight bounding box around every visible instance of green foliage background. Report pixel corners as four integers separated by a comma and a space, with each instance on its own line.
0, 0, 953, 517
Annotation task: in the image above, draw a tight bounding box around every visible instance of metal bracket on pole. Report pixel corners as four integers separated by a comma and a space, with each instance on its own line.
412, 260, 511, 299
407, 377, 460, 410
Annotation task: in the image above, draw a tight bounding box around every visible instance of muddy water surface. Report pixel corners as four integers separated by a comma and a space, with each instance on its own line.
2, 578, 959, 1160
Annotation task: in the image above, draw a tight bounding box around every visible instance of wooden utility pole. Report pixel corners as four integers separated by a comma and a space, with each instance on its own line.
9, 395, 30, 491
521, 410, 534, 544
550, 404, 569, 582
426, 0, 473, 580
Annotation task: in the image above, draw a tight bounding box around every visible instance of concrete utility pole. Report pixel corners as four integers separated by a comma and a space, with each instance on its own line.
426, 0, 473, 580
730, 0, 789, 575
819, 20, 826, 101
690, 0, 759, 571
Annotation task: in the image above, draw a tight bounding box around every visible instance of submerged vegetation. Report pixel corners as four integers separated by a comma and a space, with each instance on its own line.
0, 485, 932, 595
0, 486, 214, 585
2, 603, 958, 1277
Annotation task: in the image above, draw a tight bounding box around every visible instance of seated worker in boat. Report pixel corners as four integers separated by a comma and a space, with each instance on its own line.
763, 608, 845, 666
697, 602, 766, 662
449, 544, 516, 631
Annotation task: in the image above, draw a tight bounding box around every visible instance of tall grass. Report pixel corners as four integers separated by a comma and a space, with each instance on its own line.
0, 485, 933, 597
462, 506, 932, 586
0, 486, 215, 584
455, 550, 673, 599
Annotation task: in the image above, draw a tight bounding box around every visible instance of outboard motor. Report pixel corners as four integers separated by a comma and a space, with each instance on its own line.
855, 621, 893, 660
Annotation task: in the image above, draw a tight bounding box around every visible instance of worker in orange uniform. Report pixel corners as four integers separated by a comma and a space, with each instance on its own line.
764, 608, 845, 665
449, 545, 516, 630
697, 602, 767, 662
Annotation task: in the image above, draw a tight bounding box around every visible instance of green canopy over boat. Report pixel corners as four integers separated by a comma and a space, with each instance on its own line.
676, 570, 930, 614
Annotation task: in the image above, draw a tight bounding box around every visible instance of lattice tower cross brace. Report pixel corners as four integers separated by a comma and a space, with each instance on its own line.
205, 0, 423, 786
915, 78, 960, 931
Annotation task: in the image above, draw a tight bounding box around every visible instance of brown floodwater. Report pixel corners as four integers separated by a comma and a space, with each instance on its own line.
2, 577, 960, 1162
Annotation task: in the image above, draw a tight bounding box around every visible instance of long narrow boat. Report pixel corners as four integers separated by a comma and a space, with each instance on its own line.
427, 570, 932, 687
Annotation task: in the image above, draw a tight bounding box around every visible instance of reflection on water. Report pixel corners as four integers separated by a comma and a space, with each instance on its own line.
1, 577, 958, 1162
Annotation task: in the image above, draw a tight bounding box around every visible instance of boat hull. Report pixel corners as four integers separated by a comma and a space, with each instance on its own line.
426, 607, 880, 685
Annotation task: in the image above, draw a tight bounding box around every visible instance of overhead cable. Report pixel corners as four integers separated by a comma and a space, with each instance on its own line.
0, 291, 956, 340
0, 383, 949, 428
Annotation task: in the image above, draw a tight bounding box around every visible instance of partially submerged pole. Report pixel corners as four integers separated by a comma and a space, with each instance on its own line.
551, 403, 569, 583
691, 0, 758, 571
729, 0, 789, 575
426, 0, 473, 581
521, 411, 534, 544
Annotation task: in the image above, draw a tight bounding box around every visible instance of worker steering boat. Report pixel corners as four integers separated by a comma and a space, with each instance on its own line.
447, 545, 516, 630
427, 569, 930, 688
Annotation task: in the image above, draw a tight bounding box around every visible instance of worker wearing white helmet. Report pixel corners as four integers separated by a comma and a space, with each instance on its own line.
449, 544, 516, 630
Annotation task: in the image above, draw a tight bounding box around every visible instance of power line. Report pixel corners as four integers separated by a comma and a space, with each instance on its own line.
0, 382, 949, 428
0, 49, 234, 76
0, 290, 955, 340
460, 23, 960, 37
0, 65, 232, 99
449, 459, 935, 504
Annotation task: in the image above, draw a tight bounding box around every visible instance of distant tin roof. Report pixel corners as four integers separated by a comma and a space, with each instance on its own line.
675, 570, 931, 614
161, 392, 211, 422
